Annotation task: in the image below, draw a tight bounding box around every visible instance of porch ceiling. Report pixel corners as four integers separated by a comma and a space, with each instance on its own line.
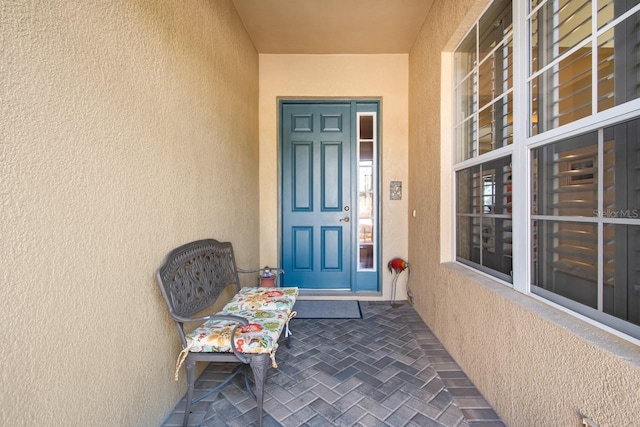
231, 0, 434, 54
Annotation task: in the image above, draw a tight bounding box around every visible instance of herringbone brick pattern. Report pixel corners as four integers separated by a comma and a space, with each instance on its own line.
163, 301, 505, 427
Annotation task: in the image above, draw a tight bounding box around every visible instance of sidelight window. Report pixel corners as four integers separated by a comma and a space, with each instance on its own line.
357, 113, 377, 271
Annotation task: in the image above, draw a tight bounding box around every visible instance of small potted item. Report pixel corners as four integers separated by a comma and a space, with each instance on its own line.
259, 266, 275, 287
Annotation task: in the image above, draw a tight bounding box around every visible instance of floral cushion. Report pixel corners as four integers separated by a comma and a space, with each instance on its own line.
222, 287, 299, 314
186, 310, 288, 354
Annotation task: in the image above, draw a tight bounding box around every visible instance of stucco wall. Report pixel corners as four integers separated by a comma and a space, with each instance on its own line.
409, 1, 640, 426
259, 54, 409, 300
1, 1, 258, 425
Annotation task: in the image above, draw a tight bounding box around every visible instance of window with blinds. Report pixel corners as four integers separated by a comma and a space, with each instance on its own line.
456, 156, 513, 282
454, 0, 513, 162
529, 0, 640, 135
532, 117, 640, 334
451, 0, 640, 340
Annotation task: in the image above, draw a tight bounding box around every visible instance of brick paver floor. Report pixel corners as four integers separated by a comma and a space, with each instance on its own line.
163, 301, 505, 427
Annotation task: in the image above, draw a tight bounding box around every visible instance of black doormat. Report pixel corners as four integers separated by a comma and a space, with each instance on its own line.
293, 300, 362, 319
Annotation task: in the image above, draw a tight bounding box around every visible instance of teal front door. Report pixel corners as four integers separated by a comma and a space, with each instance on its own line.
281, 102, 352, 290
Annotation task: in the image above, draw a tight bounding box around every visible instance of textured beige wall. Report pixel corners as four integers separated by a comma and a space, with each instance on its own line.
409, 1, 640, 426
1, 1, 258, 425
259, 54, 409, 300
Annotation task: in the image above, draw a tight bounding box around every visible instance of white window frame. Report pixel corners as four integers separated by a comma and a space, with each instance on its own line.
451, 0, 516, 286
445, 0, 640, 345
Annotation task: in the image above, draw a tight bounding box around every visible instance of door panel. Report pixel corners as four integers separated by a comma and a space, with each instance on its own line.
322, 142, 342, 210
293, 143, 313, 210
292, 227, 313, 270
321, 227, 342, 270
281, 103, 352, 289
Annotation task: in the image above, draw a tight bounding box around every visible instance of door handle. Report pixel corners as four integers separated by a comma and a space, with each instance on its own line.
339, 217, 350, 222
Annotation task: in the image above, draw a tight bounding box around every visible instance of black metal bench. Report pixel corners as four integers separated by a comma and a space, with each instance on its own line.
156, 239, 297, 427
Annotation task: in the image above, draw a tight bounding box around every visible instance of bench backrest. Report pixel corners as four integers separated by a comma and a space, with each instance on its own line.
156, 239, 242, 322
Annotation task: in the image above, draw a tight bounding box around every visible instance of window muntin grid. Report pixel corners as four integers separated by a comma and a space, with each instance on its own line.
452, 0, 640, 341
454, 0, 513, 162
529, 0, 640, 135
456, 156, 513, 281
531, 117, 640, 334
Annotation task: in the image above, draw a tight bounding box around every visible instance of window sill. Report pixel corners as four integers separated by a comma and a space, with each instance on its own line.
443, 262, 640, 363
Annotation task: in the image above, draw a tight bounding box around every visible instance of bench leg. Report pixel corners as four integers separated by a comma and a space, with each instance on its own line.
183, 359, 195, 427
249, 354, 271, 427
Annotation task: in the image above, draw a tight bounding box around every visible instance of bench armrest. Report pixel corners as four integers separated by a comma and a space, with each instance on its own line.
215, 314, 250, 363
